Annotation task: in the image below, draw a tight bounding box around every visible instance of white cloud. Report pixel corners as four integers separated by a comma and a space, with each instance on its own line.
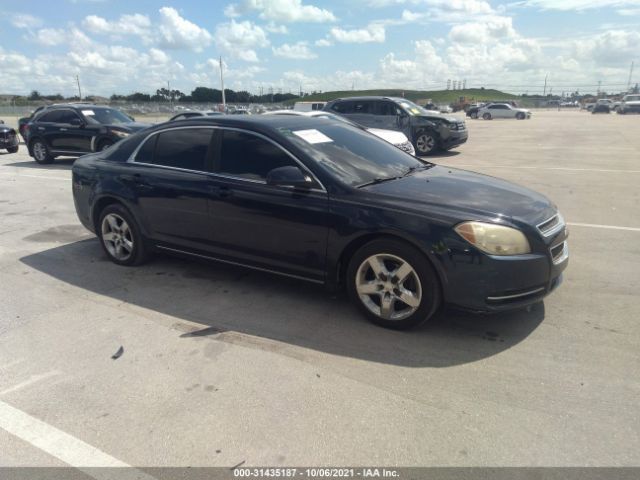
330, 23, 385, 43
519, 0, 640, 11
157, 7, 213, 51
224, 0, 337, 23
272, 41, 317, 59
264, 22, 289, 33
11, 13, 43, 29
449, 16, 516, 44
315, 38, 333, 47
214, 20, 269, 62
82, 13, 152, 40
574, 29, 640, 65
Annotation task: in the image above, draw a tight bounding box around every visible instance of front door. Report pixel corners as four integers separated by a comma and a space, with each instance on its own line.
207, 129, 329, 282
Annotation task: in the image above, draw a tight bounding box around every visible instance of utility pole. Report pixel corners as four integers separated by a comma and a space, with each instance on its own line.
76, 75, 82, 100
628, 61, 635, 92
167, 80, 171, 108
219, 56, 226, 111
543, 74, 547, 96
597, 80, 602, 97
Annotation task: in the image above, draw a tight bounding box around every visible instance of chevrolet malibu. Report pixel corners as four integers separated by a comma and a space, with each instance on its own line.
72, 116, 568, 329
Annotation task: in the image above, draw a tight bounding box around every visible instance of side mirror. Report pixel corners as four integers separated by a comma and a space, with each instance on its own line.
70, 118, 84, 127
266, 166, 314, 189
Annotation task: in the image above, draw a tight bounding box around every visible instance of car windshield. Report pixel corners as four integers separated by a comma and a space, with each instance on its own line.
279, 122, 425, 187
82, 107, 133, 125
625, 95, 640, 101
396, 99, 432, 116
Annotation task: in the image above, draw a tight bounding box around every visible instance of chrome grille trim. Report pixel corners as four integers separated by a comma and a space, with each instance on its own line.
551, 241, 569, 265
537, 213, 565, 237
487, 287, 545, 301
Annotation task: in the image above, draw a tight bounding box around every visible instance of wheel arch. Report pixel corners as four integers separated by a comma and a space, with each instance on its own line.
334, 232, 446, 298
91, 195, 128, 232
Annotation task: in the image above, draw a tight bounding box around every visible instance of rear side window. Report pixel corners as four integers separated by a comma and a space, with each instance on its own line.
331, 101, 355, 114
218, 130, 296, 181
144, 128, 213, 172
37, 110, 63, 123
353, 101, 373, 114
57, 110, 81, 124
134, 135, 157, 164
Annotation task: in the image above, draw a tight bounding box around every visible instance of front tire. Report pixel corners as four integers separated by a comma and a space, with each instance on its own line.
98, 204, 149, 266
7, 146, 18, 154
470, 112, 478, 119
97, 139, 114, 152
413, 130, 438, 156
346, 238, 441, 330
31, 139, 53, 164
516, 112, 525, 120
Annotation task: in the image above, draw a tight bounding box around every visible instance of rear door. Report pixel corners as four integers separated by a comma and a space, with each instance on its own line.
206, 128, 329, 281
128, 127, 216, 251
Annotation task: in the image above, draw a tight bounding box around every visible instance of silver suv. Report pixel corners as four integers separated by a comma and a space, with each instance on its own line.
324, 96, 468, 156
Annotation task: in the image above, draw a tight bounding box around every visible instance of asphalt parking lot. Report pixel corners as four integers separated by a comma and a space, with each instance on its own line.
0, 110, 638, 468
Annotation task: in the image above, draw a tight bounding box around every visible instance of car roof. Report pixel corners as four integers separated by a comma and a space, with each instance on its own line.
329, 96, 408, 103
147, 114, 345, 137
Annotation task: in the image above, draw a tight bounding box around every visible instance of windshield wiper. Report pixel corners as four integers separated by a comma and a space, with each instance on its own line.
402, 163, 434, 177
356, 176, 401, 188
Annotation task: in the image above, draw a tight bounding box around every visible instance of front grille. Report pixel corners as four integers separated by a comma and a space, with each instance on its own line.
537, 213, 564, 237
551, 241, 569, 265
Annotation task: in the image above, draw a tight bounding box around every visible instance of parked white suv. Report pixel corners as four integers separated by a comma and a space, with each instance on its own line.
265, 110, 416, 155
619, 94, 640, 114
478, 103, 531, 120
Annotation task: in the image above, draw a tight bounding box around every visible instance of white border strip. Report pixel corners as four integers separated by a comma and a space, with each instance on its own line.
0, 172, 69, 181
567, 222, 640, 232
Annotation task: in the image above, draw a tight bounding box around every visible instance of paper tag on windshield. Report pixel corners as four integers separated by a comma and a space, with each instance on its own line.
292, 129, 333, 144
81, 110, 95, 116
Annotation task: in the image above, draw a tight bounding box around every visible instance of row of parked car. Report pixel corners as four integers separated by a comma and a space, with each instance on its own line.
583, 95, 640, 114
10, 95, 468, 163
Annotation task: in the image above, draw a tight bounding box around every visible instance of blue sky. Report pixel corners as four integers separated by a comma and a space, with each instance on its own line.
1, 0, 639, 97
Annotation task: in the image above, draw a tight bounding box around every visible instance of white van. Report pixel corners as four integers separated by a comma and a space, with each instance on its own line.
293, 101, 326, 112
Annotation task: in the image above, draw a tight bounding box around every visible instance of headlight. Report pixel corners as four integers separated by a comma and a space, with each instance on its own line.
454, 221, 531, 255
111, 130, 130, 138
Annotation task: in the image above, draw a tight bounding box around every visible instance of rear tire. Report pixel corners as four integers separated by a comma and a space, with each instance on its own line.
31, 139, 53, 164
98, 204, 149, 266
346, 238, 441, 330
7, 146, 18, 154
482, 113, 492, 120
470, 112, 478, 119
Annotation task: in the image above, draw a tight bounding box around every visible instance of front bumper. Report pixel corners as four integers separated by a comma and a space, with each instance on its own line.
436, 222, 568, 312
441, 129, 468, 150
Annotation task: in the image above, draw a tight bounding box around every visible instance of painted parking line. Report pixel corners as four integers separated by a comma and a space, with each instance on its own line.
0, 400, 157, 480
0, 371, 61, 396
447, 165, 640, 174
567, 222, 640, 232
0, 171, 69, 181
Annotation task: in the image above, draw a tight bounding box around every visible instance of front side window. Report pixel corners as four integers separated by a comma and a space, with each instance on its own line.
218, 130, 296, 181
377, 102, 398, 116
353, 101, 373, 114
57, 110, 81, 124
148, 128, 213, 171
282, 123, 424, 187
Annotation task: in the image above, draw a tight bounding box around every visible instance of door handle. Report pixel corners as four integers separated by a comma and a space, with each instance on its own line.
209, 185, 232, 199
122, 173, 151, 188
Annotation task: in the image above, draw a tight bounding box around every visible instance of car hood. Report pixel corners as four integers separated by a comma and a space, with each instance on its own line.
366, 128, 409, 145
0, 126, 15, 133
108, 122, 152, 133
362, 165, 556, 224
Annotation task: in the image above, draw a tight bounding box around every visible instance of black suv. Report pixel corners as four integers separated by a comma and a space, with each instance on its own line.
26, 104, 151, 164
324, 96, 467, 156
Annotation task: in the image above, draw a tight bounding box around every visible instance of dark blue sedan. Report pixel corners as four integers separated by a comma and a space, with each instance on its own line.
72, 116, 568, 329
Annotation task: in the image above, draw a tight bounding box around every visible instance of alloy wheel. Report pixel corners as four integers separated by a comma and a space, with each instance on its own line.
33, 142, 47, 162
416, 134, 435, 154
355, 253, 422, 321
101, 213, 134, 261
